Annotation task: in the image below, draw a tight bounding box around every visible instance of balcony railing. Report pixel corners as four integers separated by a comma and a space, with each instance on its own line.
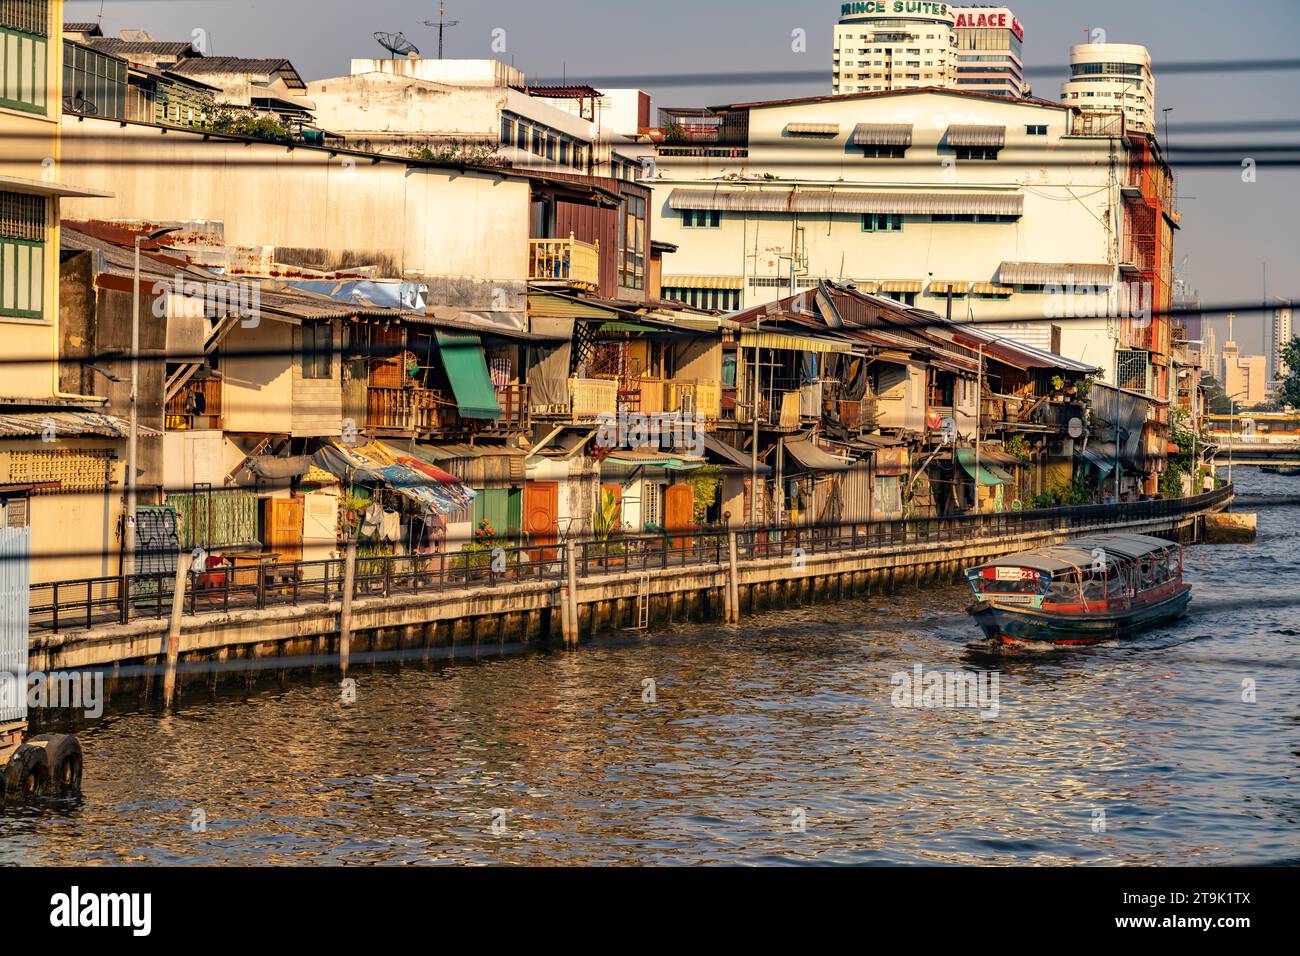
568, 377, 619, 420
835, 397, 879, 431
736, 390, 801, 429
165, 377, 222, 430
529, 234, 600, 292
369, 384, 531, 435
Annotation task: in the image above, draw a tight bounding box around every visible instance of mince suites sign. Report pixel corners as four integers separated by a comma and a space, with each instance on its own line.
841, 2, 953, 19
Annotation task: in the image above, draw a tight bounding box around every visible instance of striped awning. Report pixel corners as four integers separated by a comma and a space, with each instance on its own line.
662, 275, 744, 290
971, 282, 1014, 296
946, 124, 1006, 148
930, 280, 970, 295
852, 123, 913, 147
876, 280, 923, 293
667, 188, 1022, 217
739, 330, 854, 354
998, 261, 1116, 286
787, 122, 839, 136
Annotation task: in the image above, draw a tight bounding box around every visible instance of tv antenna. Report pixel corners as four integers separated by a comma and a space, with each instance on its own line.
422, 1, 460, 60
63, 92, 97, 115
374, 32, 420, 59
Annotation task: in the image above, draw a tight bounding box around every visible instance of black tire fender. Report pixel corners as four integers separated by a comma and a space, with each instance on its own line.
4, 743, 50, 800
27, 734, 83, 796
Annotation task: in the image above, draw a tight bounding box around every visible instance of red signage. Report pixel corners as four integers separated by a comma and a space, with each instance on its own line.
955, 10, 1024, 41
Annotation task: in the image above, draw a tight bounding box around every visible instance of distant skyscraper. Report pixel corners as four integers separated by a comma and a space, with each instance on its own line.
1273, 299, 1293, 380
952, 6, 1028, 97
1060, 43, 1155, 135
832, 2, 958, 95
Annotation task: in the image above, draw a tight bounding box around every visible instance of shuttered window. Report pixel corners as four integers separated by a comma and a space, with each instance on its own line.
0, 1, 49, 113
0, 191, 46, 318
3, 497, 28, 528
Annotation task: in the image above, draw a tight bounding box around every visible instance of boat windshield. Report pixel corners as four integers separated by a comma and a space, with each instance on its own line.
975, 567, 1043, 594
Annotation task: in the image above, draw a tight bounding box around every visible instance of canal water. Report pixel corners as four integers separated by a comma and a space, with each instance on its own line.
3, 470, 1297, 865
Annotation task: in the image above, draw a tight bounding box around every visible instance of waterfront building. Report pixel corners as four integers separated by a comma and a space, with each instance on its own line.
1060, 42, 1155, 136
1272, 299, 1293, 381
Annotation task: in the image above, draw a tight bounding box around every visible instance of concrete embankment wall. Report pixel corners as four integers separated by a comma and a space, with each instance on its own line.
28, 512, 1205, 707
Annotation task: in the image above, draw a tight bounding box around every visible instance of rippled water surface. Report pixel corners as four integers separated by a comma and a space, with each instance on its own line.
3, 472, 1298, 865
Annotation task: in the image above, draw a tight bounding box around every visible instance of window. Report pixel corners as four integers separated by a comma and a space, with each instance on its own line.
955, 146, 1000, 161
862, 213, 902, 232
862, 145, 906, 158
0, 191, 46, 319
880, 290, 917, 306
500, 116, 514, 146
681, 209, 721, 228
1025, 125, 1047, 135
516, 122, 528, 151
931, 213, 1017, 223
661, 286, 740, 312
619, 194, 646, 290
0, 0, 49, 114
300, 322, 332, 379
1, 495, 28, 528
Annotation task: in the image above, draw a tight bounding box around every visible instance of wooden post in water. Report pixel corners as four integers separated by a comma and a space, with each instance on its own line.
162, 552, 190, 710
726, 531, 740, 623
340, 540, 357, 677
563, 543, 579, 647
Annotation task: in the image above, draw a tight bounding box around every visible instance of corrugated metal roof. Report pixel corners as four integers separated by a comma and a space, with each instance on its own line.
85, 38, 196, 56
998, 261, 1116, 286
784, 439, 854, 472
946, 124, 1006, 148
852, 123, 913, 147
668, 188, 1022, 217
0, 412, 158, 439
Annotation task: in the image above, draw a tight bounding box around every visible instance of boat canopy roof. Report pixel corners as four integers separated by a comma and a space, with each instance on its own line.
975, 534, 1177, 574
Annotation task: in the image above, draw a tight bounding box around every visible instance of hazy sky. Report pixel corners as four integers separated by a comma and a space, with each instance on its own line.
68, 0, 1299, 355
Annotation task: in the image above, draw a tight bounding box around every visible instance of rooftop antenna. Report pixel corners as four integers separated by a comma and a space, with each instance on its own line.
422, 1, 460, 60
374, 32, 420, 60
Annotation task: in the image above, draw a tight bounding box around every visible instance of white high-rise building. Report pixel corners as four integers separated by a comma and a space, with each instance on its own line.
1274, 299, 1294, 379
1060, 43, 1155, 135
952, 6, 1029, 97
832, 2, 958, 95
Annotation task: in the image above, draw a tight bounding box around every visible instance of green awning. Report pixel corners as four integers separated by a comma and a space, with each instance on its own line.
435, 330, 501, 420
956, 447, 1013, 486
601, 321, 661, 334
606, 456, 703, 471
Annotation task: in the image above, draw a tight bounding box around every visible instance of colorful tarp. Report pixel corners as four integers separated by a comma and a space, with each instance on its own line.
313, 440, 476, 517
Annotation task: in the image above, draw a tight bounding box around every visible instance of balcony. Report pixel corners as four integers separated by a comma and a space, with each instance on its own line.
369, 384, 531, 435
529, 234, 599, 292
568, 377, 619, 421
166, 377, 222, 430
736, 390, 801, 430
666, 380, 721, 424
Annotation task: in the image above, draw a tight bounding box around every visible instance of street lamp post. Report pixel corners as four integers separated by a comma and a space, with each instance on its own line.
125, 227, 180, 576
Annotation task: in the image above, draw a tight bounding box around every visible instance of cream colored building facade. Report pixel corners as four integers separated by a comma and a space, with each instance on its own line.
648, 88, 1138, 384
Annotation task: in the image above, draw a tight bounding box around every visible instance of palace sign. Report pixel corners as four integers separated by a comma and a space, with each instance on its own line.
954, 8, 1025, 41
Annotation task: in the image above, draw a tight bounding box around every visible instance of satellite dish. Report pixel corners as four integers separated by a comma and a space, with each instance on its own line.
374, 32, 420, 59
1068, 417, 1085, 439
63, 94, 97, 115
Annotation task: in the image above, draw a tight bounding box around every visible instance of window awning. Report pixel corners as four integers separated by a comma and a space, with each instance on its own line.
739, 330, 853, 353
783, 439, 855, 472
662, 275, 744, 290
971, 282, 1014, 296
956, 447, 1014, 485
703, 434, 772, 475
313, 441, 476, 517
998, 261, 1115, 286
930, 280, 970, 295
787, 122, 840, 136
667, 188, 1022, 217
946, 124, 1006, 148
875, 280, 923, 293
435, 329, 502, 420
853, 123, 913, 147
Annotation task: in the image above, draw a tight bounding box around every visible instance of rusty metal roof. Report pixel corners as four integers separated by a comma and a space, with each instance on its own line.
0, 412, 159, 439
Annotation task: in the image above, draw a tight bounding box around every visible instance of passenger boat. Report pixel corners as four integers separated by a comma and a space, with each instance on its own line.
965, 533, 1191, 647
1261, 465, 1300, 476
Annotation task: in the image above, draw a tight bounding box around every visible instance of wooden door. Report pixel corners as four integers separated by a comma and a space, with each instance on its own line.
524, 482, 559, 562
664, 483, 694, 551
262, 497, 304, 564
